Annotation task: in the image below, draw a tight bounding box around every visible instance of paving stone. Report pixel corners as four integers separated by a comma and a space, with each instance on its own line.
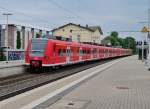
48, 56, 150, 109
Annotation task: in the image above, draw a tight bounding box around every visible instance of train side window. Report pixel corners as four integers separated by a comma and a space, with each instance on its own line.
106, 49, 108, 53
70, 49, 73, 56
77, 48, 80, 54
84, 50, 86, 54
83, 50, 85, 54
58, 49, 63, 56
93, 48, 96, 54
79, 49, 83, 55
86, 49, 88, 54
88, 50, 90, 54
91, 49, 93, 54
99, 49, 101, 53
97, 49, 99, 54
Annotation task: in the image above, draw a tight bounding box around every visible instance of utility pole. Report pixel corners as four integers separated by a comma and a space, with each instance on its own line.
147, 0, 150, 70
142, 34, 145, 61
2, 13, 12, 61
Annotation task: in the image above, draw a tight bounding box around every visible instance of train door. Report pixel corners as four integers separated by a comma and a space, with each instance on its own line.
66, 46, 71, 64
91, 48, 93, 59
79, 47, 82, 62
97, 48, 99, 58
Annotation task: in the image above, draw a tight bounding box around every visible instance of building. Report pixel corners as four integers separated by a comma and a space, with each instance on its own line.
0, 24, 51, 49
52, 23, 103, 44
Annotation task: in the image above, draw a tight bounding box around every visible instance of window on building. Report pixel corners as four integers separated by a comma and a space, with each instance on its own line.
69, 36, 72, 40
70, 29, 73, 33
77, 35, 80, 42
62, 29, 65, 32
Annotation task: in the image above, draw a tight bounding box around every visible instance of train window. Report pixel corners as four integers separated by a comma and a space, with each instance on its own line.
91, 49, 93, 54
79, 49, 83, 55
58, 49, 63, 56
88, 50, 90, 54
87, 50, 90, 54
93, 48, 96, 54
85, 50, 87, 54
83, 50, 85, 54
77, 48, 80, 54
84, 50, 86, 54
30, 39, 47, 56
69, 49, 72, 56
99, 49, 102, 53
106, 49, 108, 53
97, 49, 99, 54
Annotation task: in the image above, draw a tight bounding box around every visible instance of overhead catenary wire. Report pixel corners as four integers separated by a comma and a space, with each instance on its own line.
0, 5, 52, 29
47, 0, 93, 24
0, 0, 94, 29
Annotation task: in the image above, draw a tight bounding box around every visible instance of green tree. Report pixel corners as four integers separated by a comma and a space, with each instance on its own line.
110, 36, 118, 46
110, 31, 120, 46
123, 37, 136, 53
102, 31, 119, 46
16, 31, 21, 49
118, 38, 123, 46
110, 31, 118, 39
101, 31, 136, 53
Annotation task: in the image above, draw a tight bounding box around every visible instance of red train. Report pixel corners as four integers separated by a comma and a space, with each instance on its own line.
25, 38, 132, 68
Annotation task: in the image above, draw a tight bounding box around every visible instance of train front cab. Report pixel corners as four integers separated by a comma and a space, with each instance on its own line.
26, 38, 51, 69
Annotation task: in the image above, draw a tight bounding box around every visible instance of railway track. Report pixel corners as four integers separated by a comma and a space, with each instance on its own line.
0, 58, 117, 101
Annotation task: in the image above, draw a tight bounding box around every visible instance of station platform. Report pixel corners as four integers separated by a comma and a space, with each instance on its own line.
46, 55, 150, 109
1, 55, 150, 109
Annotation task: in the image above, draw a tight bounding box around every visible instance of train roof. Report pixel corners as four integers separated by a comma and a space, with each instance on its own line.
31, 38, 131, 50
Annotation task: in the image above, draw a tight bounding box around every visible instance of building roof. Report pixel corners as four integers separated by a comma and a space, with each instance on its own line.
1, 24, 52, 31
51, 23, 103, 35
88, 26, 103, 35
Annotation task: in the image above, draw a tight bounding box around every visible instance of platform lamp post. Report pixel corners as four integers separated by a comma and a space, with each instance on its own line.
148, 7, 150, 70
2, 13, 13, 61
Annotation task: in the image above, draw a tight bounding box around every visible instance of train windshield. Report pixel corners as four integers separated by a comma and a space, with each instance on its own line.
30, 39, 48, 56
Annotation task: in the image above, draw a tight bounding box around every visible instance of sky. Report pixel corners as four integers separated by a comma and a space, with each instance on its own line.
0, 0, 149, 41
